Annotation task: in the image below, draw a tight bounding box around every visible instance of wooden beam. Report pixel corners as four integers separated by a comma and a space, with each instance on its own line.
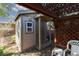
17, 3, 59, 19
59, 14, 79, 21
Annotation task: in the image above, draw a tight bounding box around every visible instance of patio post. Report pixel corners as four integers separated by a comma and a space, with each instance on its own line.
38, 17, 41, 50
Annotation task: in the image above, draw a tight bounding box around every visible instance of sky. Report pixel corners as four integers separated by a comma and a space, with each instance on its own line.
8, 3, 28, 18
0, 3, 29, 23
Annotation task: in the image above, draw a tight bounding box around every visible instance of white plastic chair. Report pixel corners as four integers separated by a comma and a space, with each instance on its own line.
51, 47, 63, 56
63, 48, 71, 56
63, 40, 79, 56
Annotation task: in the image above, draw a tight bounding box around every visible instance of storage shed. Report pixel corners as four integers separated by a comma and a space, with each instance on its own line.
15, 10, 37, 52
15, 10, 52, 52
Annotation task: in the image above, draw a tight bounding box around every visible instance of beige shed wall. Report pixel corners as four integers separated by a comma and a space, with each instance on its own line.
16, 17, 22, 52
21, 14, 36, 50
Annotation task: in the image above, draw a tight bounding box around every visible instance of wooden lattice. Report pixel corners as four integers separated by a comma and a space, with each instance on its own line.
40, 3, 79, 17
55, 19, 79, 48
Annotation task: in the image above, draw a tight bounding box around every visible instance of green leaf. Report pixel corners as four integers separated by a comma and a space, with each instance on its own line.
0, 3, 9, 17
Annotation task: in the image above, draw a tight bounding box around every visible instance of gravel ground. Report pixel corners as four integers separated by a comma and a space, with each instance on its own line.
13, 46, 53, 56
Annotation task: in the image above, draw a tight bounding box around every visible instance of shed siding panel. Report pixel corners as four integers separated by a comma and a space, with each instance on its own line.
21, 15, 36, 50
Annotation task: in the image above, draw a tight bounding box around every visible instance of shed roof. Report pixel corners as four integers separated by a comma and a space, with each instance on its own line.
15, 10, 53, 21
15, 10, 37, 21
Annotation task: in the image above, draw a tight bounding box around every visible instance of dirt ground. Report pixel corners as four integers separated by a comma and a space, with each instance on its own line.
0, 36, 53, 56
0, 40, 53, 56
12, 45, 53, 56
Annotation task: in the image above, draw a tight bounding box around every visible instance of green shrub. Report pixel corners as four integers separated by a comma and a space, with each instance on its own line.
0, 45, 14, 56
0, 45, 5, 56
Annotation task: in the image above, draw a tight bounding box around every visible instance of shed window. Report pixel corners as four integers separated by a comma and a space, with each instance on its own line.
27, 28, 32, 32
27, 23, 32, 27
25, 21, 33, 33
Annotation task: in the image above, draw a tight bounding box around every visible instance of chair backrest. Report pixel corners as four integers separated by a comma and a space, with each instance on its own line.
67, 40, 79, 56
67, 40, 79, 49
